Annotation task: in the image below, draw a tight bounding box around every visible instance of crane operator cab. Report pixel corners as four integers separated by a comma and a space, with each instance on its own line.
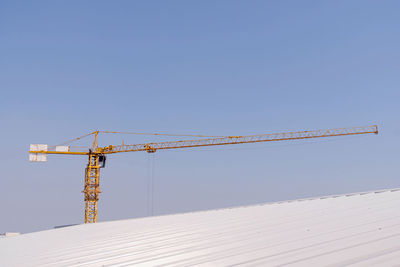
98, 155, 106, 168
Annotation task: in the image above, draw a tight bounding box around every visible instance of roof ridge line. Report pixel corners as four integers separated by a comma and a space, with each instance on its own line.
110, 187, 400, 223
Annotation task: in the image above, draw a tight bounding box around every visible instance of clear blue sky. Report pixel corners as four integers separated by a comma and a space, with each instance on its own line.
1, 1, 399, 233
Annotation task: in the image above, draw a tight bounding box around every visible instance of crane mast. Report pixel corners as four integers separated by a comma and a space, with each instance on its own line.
29, 125, 378, 223
83, 154, 100, 223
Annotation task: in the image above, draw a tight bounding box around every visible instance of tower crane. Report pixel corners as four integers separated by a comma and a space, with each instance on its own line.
29, 125, 378, 223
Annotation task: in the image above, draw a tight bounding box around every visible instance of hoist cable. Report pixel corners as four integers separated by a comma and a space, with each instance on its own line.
99, 131, 222, 138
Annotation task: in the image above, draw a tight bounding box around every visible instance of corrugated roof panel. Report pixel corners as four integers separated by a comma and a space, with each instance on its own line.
1, 188, 400, 266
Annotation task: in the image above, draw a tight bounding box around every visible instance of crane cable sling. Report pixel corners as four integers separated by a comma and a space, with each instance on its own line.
56, 132, 96, 146
147, 153, 156, 216
151, 153, 155, 216
99, 131, 223, 138
57, 131, 223, 146
147, 155, 151, 216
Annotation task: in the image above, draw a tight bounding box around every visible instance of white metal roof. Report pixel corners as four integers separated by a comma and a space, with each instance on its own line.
1, 188, 400, 266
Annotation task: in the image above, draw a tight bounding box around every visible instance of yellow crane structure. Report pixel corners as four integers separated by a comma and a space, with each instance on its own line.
29, 125, 378, 223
